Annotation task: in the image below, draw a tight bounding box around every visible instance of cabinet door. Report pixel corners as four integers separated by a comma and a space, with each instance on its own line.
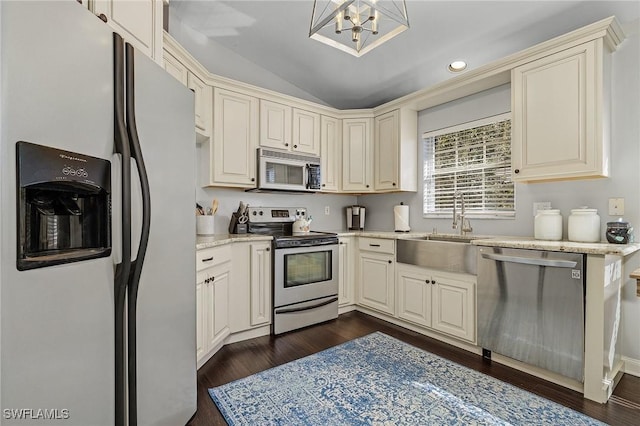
397, 266, 432, 327
195, 271, 206, 362
512, 41, 605, 181
358, 252, 394, 315
338, 237, 354, 306
207, 268, 231, 351
212, 88, 258, 186
432, 274, 475, 342
374, 110, 399, 191
93, 0, 162, 62
342, 118, 372, 192
163, 52, 188, 85
320, 115, 341, 192
260, 100, 291, 150
188, 72, 211, 136
292, 108, 320, 155
250, 242, 272, 326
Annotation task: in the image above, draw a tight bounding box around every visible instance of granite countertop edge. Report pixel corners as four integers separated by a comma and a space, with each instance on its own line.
196, 232, 640, 256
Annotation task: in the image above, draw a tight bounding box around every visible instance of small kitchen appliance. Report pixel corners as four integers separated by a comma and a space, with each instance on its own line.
246, 207, 339, 335
606, 220, 633, 244
252, 147, 321, 193
347, 205, 365, 230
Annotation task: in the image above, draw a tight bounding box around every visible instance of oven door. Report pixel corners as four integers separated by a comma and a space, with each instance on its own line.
273, 243, 338, 308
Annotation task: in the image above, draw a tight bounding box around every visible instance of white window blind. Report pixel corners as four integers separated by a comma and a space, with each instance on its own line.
422, 113, 515, 218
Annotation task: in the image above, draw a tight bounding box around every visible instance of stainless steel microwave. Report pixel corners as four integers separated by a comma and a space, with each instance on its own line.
255, 148, 321, 193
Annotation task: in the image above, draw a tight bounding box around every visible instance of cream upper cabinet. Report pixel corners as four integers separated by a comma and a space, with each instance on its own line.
259, 99, 292, 150
92, 0, 163, 63
187, 72, 211, 137
374, 109, 417, 192
204, 88, 258, 188
342, 118, 373, 192
320, 115, 341, 192
163, 52, 188, 85
292, 108, 320, 155
511, 40, 610, 182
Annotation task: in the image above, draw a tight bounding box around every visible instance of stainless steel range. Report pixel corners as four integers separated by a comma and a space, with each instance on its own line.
246, 207, 339, 335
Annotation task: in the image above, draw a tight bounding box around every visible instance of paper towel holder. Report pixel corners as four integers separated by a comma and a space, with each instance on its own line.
394, 202, 411, 232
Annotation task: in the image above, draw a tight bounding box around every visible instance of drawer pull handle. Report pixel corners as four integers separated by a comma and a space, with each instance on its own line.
201, 256, 214, 262
369, 244, 381, 247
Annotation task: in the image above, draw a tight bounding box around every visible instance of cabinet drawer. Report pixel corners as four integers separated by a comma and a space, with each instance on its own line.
359, 237, 395, 254
196, 245, 231, 271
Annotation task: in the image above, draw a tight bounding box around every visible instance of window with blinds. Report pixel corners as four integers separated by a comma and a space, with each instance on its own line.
422, 113, 515, 218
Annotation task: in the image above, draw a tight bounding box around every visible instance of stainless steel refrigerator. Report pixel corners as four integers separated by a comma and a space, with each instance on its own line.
1, 2, 197, 425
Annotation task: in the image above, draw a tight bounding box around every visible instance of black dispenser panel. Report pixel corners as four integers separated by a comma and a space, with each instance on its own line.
16, 141, 111, 270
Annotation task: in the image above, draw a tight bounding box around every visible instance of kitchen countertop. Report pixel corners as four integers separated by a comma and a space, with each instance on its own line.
197, 231, 640, 256
196, 234, 272, 250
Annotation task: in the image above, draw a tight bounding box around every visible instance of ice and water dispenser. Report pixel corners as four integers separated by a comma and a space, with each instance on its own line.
16, 142, 111, 270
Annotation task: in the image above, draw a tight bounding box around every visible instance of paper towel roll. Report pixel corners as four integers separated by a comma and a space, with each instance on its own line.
394, 204, 410, 232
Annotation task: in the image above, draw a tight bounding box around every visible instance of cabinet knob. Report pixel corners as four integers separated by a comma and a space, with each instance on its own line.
266, 247, 270, 252
431, 280, 436, 284
339, 242, 344, 245
514, 169, 520, 174
388, 260, 392, 264
98, 13, 108, 23
392, 182, 396, 186
293, 145, 298, 148
366, 184, 370, 188
425, 279, 429, 284
285, 143, 289, 147
251, 177, 256, 182
322, 184, 326, 187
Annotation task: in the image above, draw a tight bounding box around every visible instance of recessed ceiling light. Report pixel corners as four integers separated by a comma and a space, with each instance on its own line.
448, 61, 467, 72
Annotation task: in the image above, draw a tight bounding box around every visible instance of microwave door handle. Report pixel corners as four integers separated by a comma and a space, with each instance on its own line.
304, 164, 310, 189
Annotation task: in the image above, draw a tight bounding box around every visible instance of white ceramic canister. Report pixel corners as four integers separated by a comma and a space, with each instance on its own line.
534, 209, 562, 241
568, 207, 601, 243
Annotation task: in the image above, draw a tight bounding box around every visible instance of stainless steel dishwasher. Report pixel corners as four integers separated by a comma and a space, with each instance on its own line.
477, 246, 585, 381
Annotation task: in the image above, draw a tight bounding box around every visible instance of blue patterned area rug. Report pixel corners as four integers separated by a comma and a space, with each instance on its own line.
209, 332, 603, 425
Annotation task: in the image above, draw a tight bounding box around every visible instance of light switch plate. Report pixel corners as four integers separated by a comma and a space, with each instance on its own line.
533, 201, 551, 216
609, 198, 624, 216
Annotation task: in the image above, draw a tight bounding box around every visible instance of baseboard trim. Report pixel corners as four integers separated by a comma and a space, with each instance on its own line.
623, 356, 640, 377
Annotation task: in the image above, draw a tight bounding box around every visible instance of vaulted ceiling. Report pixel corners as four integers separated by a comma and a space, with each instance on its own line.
169, 1, 640, 109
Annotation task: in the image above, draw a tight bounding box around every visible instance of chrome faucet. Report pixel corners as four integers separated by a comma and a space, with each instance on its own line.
452, 191, 473, 235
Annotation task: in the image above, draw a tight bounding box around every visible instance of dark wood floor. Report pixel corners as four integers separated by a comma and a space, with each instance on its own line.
188, 311, 640, 425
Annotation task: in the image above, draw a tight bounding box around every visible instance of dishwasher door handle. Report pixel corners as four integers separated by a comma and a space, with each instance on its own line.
481, 252, 577, 268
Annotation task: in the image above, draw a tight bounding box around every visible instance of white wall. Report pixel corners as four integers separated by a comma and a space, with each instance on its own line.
359, 24, 640, 362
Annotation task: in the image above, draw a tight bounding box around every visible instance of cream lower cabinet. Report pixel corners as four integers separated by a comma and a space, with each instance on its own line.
249, 242, 272, 326
338, 237, 354, 307
397, 263, 476, 343
228, 241, 272, 333
511, 39, 610, 182
357, 238, 395, 315
196, 245, 232, 367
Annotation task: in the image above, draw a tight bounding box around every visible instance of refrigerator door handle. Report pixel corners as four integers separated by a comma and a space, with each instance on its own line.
124, 41, 152, 426
113, 32, 131, 426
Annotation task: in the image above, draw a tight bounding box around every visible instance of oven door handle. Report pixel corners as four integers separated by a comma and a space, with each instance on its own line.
275, 297, 338, 314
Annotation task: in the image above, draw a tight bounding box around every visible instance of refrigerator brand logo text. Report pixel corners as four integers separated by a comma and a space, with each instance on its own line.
59, 154, 87, 162
3, 408, 70, 420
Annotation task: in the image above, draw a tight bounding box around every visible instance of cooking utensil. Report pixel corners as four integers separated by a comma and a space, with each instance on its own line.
196, 203, 205, 215
212, 199, 219, 215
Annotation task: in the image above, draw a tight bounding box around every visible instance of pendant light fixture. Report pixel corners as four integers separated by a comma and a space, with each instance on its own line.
309, 0, 409, 57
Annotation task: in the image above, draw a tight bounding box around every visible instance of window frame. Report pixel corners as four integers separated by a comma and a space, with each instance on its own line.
422, 112, 515, 219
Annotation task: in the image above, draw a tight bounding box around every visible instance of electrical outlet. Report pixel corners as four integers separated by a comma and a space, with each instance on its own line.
608, 198, 624, 216
324, 206, 330, 215
533, 201, 551, 216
